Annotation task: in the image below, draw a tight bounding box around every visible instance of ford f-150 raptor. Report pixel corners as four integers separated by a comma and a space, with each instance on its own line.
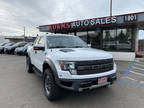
26, 34, 117, 101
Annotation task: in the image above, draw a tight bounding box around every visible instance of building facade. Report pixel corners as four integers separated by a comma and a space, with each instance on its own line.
38, 12, 144, 61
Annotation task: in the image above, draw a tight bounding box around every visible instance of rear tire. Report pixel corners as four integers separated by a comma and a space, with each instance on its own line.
44, 69, 62, 101
26, 56, 34, 73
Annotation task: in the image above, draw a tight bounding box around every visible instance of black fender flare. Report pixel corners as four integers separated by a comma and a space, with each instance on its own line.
43, 59, 61, 86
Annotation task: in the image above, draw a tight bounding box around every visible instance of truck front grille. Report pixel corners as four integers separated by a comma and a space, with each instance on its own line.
76, 59, 114, 75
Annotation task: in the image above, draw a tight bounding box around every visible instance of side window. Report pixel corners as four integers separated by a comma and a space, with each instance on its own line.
38, 37, 45, 46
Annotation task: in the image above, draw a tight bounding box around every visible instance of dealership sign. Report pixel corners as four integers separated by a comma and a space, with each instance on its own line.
39, 12, 144, 32
71, 17, 117, 28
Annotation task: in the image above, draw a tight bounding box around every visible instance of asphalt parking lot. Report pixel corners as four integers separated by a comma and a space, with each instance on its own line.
0, 55, 144, 108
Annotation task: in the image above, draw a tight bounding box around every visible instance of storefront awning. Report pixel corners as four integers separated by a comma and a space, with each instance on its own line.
38, 11, 144, 33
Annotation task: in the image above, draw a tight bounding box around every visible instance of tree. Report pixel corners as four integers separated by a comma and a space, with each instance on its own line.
117, 30, 126, 43
104, 30, 110, 41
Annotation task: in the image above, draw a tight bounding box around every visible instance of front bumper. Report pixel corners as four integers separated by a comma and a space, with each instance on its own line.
5, 49, 11, 54
4, 49, 8, 54
57, 73, 117, 92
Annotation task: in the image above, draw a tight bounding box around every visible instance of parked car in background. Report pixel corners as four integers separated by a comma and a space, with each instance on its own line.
15, 42, 33, 55
4, 46, 11, 54
5, 42, 27, 54
0, 42, 15, 54
0, 42, 8, 47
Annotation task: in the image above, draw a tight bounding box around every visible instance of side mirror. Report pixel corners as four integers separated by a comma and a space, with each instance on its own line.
33, 46, 45, 51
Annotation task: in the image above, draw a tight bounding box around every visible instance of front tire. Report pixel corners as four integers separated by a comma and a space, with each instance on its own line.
44, 69, 62, 101
26, 57, 34, 73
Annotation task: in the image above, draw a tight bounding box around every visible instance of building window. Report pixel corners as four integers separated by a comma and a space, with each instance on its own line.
77, 32, 87, 42
103, 29, 117, 51
88, 30, 102, 49
103, 28, 132, 51
117, 29, 132, 51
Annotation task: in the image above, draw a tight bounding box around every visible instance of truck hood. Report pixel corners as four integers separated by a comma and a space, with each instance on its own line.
47, 48, 113, 61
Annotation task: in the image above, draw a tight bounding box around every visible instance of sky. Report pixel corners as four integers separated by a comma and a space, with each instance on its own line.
0, 0, 144, 37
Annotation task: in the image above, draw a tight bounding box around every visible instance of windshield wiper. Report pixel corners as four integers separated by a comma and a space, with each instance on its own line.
67, 46, 85, 48
49, 46, 67, 49
73, 46, 88, 48
75, 46, 83, 48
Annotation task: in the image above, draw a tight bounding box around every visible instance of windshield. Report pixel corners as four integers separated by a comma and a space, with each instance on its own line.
5, 43, 14, 46
24, 43, 31, 48
47, 36, 88, 49
0, 43, 7, 46
12, 42, 21, 47
12, 42, 26, 47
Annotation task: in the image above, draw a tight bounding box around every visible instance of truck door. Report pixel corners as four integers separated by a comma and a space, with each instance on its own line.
30, 37, 40, 65
33, 37, 45, 72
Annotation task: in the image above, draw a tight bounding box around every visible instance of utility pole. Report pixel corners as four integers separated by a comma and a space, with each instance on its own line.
24, 26, 25, 37
24, 26, 26, 41
110, 0, 113, 17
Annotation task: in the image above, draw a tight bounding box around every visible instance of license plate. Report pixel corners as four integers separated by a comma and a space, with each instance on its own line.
98, 77, 107, 84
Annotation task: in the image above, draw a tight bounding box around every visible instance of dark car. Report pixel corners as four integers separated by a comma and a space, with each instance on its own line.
6, 42, 27, 54
14, 42, 33, 55
0, 42, 15, 54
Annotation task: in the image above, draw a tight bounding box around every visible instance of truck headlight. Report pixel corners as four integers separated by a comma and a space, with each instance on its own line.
59, 61, 77, 75
60, 61, 75, 70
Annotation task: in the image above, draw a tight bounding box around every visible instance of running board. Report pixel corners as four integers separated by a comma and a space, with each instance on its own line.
32, 66, 43, 77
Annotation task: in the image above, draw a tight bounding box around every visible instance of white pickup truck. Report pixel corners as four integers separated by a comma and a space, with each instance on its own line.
26, 34, 117, 101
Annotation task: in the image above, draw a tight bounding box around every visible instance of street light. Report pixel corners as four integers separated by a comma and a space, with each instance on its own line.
110, 0, 113, 16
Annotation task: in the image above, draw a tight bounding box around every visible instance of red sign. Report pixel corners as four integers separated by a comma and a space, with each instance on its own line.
49, 23, 71, 31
